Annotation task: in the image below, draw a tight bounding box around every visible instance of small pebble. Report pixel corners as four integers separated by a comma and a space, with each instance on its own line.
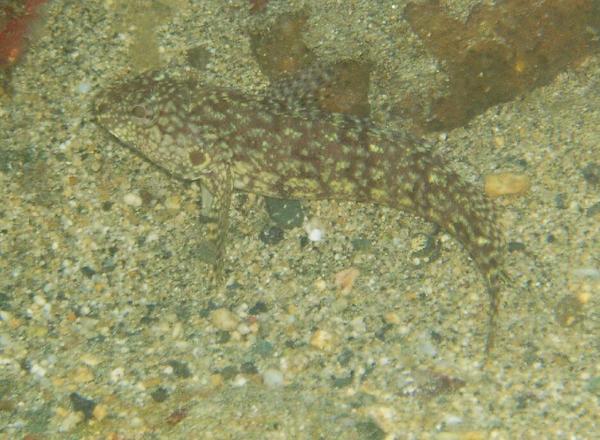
110, 367, 124, 383
220, 365, 239, 380
586, 201, 600, 217
92, 404, 108, 421
554, 295, 583, 327
304, 217, 326, 242
232, 375, 248, 387
164, 195, 181, 210
310, 329, 334, 351
249, 301, 268, 314
30, 362, 46, 378
262, 368, 284, 387
383, 312, 401, 325
334, 267, 359, 294
150, 387, 169, 402
554, 193, 567, 209
210, 308, 240, 331
72, 366, 94, 383
259, 225, 284, 245
252, 339, 274, 357
571, 267, 600, 278
77, 81, 92, 94
241, 362, 258, 374
69, 392, 96, 420
351, 237, 372, 251
80, 266, 96, 278
186, 45, 212, 70
123, 192, 143, 207
484, 172, 530, 197
166, 360, 192, 378
265, 197, 304, 228
581, 162, 600, 186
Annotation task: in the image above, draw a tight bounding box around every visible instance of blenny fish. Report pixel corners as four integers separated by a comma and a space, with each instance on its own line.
94, 68, 508, 354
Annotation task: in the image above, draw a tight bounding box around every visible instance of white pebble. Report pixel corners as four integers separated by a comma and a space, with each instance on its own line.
123, 192, 143, 207
30, 363, 47, 378
33, 295, 47, 306
77, 81, 92, 94
443, 414, 463, 426
304, 218, 325, 242
110, 367, 125, 382
262, 368, 284, 388
232, 374, 248, 387
572, 267, 600, 278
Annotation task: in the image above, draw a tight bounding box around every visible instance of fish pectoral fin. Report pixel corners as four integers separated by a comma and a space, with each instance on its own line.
197, 164, 233, 283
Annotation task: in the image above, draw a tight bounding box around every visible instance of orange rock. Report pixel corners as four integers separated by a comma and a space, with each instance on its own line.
334, 267, 360, 294
404, 0, 600, 131
484, 172, 530, 197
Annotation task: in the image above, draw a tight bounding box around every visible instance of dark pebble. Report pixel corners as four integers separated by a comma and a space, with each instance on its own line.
259, 225, 284, 245
200, 300, 219, 318
332, 373, 353, 388
175, 303, 191, 321
226, 281, 243, 292
69, 392, 96, 420
159, 249, 173, 260
554, 295, 583, 327
80, 266, 96, 278
374, 323, 393, 341
586, 201, 600, 217
0, 292, 12, 310
355, 420, 386, 440
587, 377, 600, 396
252, 339, 274, 358
240, 362, 258, 374
150, 387, 169, 403
265, 198, 305, 229
514, 392, 539, 410
216, 330, 231, 344
220, 365, 238, 380
194, 240, 218, 265
101, 258, 116, 273
186, 45, 211, 70
249, 301, 268, 314
337, 348, 354, 366
299, 235, 309, 248
581, 162, 600, 186
166, 360, 192, 378
508, 241, 526, 252
554, 193, 567, 209
351, 237, 372, 251
285, 339, 304, 349
19, 358, 31, 372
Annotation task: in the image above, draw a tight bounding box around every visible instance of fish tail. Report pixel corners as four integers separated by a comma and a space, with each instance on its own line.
484, 267, 510, 359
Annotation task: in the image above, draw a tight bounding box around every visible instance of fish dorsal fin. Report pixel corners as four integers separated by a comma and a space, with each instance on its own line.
264, 60, 372, 119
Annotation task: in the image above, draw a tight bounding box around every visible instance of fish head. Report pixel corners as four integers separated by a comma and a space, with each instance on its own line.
94, 71, 217, 180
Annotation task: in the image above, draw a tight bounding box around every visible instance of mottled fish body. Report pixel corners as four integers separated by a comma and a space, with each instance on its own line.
95, 70, 508, 353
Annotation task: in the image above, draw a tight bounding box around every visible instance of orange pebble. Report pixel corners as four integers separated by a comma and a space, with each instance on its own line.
484, 172, 530, 197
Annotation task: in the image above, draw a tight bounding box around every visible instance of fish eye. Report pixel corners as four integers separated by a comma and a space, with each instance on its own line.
130, 104, 156, 127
